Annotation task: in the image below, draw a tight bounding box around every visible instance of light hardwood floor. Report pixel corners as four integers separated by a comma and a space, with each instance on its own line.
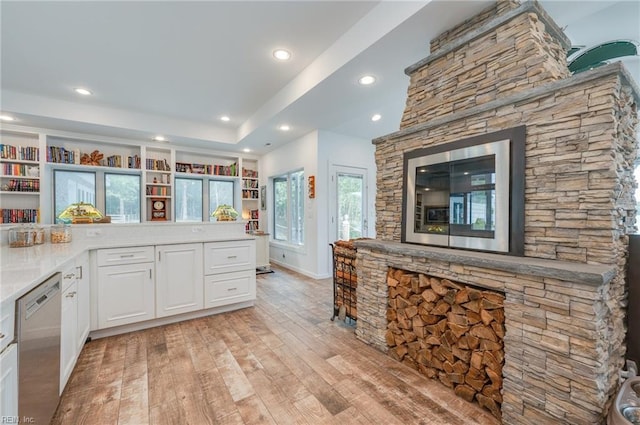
52, 265, 500, 425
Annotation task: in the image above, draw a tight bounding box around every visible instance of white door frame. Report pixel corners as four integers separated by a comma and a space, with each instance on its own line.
328, 164, 368, 244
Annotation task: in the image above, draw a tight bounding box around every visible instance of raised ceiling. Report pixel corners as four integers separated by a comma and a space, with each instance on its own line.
1, 1, 638, 154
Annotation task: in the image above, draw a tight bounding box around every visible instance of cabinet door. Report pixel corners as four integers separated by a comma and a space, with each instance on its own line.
204, 240, 255, 275
60, 281, 78, 393
0, 301, 15, 353
97, 262, 154, 329
156, 243, 203, 318
204, 270, 256, 308
76, 251, 90, 352
0, 344, 18, 419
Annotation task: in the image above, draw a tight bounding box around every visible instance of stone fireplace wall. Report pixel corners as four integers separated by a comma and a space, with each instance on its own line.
355, 241, 617, 424
357, 1, 639, 424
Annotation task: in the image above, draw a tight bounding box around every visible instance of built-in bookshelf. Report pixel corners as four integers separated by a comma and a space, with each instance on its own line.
0, 126, 261, 224
245, 209, 259, 232
241, 160, 260, 232
0, 131, 41, 223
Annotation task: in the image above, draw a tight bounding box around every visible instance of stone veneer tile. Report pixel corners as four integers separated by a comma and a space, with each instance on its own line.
356, 0, 638, 423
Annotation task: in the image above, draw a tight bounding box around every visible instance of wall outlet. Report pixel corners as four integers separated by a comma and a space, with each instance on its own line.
191, 226, 204, 233
86, 228, 102, 237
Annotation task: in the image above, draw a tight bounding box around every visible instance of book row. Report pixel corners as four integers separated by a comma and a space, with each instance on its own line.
146, 186, 170, 196
242, 168, 258, 178
175, 162, 238, 176
3, 179, 40, 192
146, 158, 171, 171
0, 144, 40, 161
2, 163, 39, 177
1, 208, 39, 223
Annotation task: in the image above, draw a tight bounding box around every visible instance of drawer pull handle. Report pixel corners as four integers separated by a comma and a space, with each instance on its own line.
64, 273, 75, 279
227, 287, 237, 291
120, 254, 135, 258
0, 333, 5, 339
227, 255, 237, 259
66, 291, 76, 298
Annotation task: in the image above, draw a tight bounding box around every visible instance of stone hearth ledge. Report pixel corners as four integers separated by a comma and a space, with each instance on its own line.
354, 239, 615, 287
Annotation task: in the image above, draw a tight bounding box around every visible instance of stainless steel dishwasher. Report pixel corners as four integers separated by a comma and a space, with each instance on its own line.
17, 272, 61, 424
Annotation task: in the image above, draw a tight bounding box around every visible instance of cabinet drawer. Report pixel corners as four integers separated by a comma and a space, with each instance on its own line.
97, 246, 155, 267
0, 301, 15, 352
61, 263, 77, 292
204, 270, 256, 308
204, 240, 255, 275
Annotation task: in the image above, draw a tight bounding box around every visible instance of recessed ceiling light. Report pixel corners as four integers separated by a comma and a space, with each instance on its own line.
273, 49, 291, 61
74, 87, 92, 96
153, 135, 166, 142
371, 114, 382, 122
358, 75, 376, 85
279, 124, 290, 131
0, 114, 15, 121
220, 115, 230, 122
243, 148, 251, 153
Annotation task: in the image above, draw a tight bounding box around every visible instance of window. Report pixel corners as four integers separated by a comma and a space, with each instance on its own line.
175, 177, 202, 222
209, 180, 234, 221
54, 170, 96, 221
105, 173, 140, 223
273, 169, 304, 245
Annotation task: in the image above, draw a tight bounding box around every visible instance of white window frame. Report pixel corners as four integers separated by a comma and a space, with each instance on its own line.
273, 169, 304, 246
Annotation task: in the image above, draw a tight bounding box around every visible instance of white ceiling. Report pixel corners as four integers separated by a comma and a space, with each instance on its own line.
1, 1, 638, 155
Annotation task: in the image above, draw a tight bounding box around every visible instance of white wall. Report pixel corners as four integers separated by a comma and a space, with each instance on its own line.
260, 131, 321, 277
260, 130, 376, 279
318, 130, 376, 276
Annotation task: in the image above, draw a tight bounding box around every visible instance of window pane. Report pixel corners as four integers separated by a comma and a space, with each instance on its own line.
274, 177, 287, 241
291, 170, 304, 245
337, 173, 363, 240
54, 170, 96, 221
175, 178, 202, 222
105, 173, 140, 223
209, 180, 234, 221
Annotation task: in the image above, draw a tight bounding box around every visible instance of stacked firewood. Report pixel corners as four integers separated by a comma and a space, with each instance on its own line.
333, 240, 359, 319
385, 268, 505, 419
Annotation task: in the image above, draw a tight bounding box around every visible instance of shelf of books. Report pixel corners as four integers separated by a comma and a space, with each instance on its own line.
0, 130, 42, 223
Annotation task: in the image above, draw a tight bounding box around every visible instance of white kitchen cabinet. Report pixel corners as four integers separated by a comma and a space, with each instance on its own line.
0, 343, 18, 419
204, 239, 256, 309
60, 253, 91, 393
97, 260, 154, 329
155, 243, 203, 318
204, 270, 255, 308
60, 279, 78, 392
75, 251, 90, 352
0, 301, 15, 353
204, 240, 255, 275
254, 233, 270, 270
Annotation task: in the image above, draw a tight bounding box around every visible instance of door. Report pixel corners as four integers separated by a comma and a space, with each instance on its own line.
76, 252, 90, 351
156, 243, 204, 318
60, 281, 78, 392
0, 344, 18, 419
329, 165, 368, 242
97, 262, 154, 329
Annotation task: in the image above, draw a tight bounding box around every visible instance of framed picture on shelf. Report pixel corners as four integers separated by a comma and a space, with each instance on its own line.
260, 185, 266, 210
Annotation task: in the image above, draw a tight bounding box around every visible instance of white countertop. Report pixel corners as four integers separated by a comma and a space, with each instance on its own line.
0, 221, 254, 308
